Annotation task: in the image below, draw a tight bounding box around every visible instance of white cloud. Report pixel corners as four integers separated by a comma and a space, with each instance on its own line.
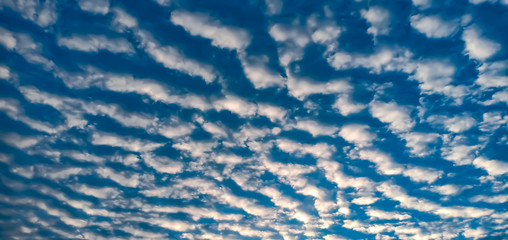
257, 104, 287, 122
97, 167, 140, 188
339, 124, 376, 147
476, 61, 508, 88
333, 95, 366, 116
427, 114, 476, 133
91, 132, 163, 152
240, 54, 285, 88
444, 116, 476, 133
377, 182, 493, 218
259, 186, 301, 210
482, 89, 508, 105
142, 153, 184, 174
0, 133, 40, 149
78, 0, 109, 15
473, 157, 508, 176
441, 142, 478, 165
462, 228, 487, 239
145, 205, 243, 222
366, 208, 411, 220
136, 30, 217, 83
410, 15, 458, 38
112, 8, 138, 29
0, 0, 58, 27
287, 74, 351, 100
323, 234, 349, 240
462, 26, 501, 60
354, 149, 404, 175
276, 139, 335, 159
112, 9, 220, 84
214, 95, 257, 117
411, 0, 432, 9
361, 6, 391, 36
327, 48, 415, 74
265, 0, 282, 15
292, 119, 339, 137
428, 184, 462, 196
152, 219, 196, 232
0, 65, 10, 79
158, 123, 195, 139
404, 166, 442, 183
478, 111, 508, 132
412, 60, 468, 100
58, 35, 134, 54
0, 27, 16, 49
74, 185, 120, 199
369, 101, 415, 132
269, 23, 310, 66
402, 132, 440, 157
269, 24, 309, 48
5, 33, 54, 69
60, 68, 211, 111
470, 194, 508, 204
170, 10, 251, 50
351, 196, 379, 205
0, 98, 64, 134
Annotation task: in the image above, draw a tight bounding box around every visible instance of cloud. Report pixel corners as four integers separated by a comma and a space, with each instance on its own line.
170, 10, 251, 50
111, 10, 218, 83
354, 149, 404, 175
74, 184, 120, 199
482, 89, 508, 105
57, 35, 134, 54
339, 124, 376, 147
428, 184, 462, 196
136, 30, 218, 83
112, 8, 138, 29
214, 95, 257, 117
91, 132, 163, 152
142, 153, 184, 174
470, 194, 508, 204
404, 166, 442, 183
265, 0, 282, 15
96, 167, 141, 188
377, 182, 493, 218
287, 74, 351, 100
476, 61, 508, 89
0, 0, 58, 27
402, 132, 440, 157
411, 0, 432, 9
369, 101, 415, 132
366, 208, 411, 220
473, 157, 508, 176
257, 103, 287, 122
327, 48, 415, 74
462, 26, 501, 60
78, 0, 109, 15
427, 114, 476, 133
240, 54, 285, 88
410, 15, 459, 38
361, 6, 391, 36
292, 119, 339, 137
412, 60, 468, 100
0, 27, 16, 49
276, 139, 336, 159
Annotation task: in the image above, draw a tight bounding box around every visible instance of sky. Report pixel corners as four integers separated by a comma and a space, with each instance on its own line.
0, 0, 507, 239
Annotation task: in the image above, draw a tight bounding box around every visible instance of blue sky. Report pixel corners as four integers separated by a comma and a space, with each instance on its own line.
0, 0, 507, 239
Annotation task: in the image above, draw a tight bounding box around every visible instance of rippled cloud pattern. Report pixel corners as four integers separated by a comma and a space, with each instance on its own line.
0, 0, 507, 239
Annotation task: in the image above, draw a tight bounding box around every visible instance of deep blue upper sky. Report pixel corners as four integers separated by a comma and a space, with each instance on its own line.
0, 0, 507, 239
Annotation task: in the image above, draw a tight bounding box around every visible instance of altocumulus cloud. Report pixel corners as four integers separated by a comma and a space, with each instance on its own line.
0, 0, 507, 239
